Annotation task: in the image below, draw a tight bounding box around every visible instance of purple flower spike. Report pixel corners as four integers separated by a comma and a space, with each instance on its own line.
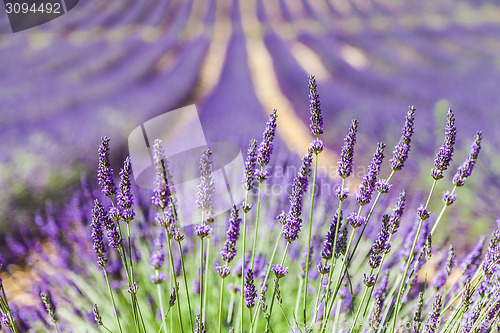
272, 264, 288, 279
321, 210, 343, 260
453, 131, 483, 187
356, 142, 386, 206
363, 273, 375, 287
308, 75, 323, 138
244, 269, 257, 308
242, 139, 258, 191
195, 223, 211, 239
118, 157, 135, 222
282, 215, 302, 243
442, 190, 457, 206
150, 231, 165, 270
369, 273, 388, 331
195, 315, 206, 333
424, 294, 442, 333
40, 291, 57, 324
460, 235, 486, 279
347, 212, 367, 228
215, 262, 231, 278
417, 205, 430, 220
390, 106, 416, 171
390, 191, 406, 234
220, 205, 241, 264
196, 149, 215, 218
311, 139, 324, 155
335, 186, 349, 201
338, 119, 358, 179
97, 137, 117, 198
152, 140, 172, 209
93, 304, 102, 326
481, 229, 500, 275
91, 200, 107, 267
257, 108, 278, 166
431, 109, 457, 180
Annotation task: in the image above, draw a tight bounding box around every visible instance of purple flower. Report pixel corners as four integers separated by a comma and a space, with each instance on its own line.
215, 262, 231, 278
40, 291, 57, 323
453, 131, 483, 187
150, 231, 165, 270
151, 140, 172, 209
93, 304, 102, 326
91, 200, 107, 267
481, 229, 500, 275
311, 139, 324, 154
431, 109, 457, 180
417, 205, 430, 220
412, 292, 424, 333
335, 186, 349, 201
432, 245, 455, 289
389, 191, 406, 234
375, 178, 392, 194
363, 274, 375, 287
117, 157, 135, 222
195, 223, 211, 239
97, 137, 117, 198
195, 315, 206, 333
317, 262, 330, 275
423, 294, 442, 333
356, 142, 386, 206
321, 210, 343, 260
242, 139, 258, 191
347, 212, 367, 228
369, 273, 388, 331
338, 119, 358, 179
196, 149, 215, 218
335, 227, 348, 259
220, 205, 241, 263
257, 108, 278, 166
244, 269, 257, 308
370, 214, 392, 257
169, 284, 177, 307
442, 190, 457, 206
282, 215, 302, 243
272, 264, 288, 279
308, 75, 323, 138
0, 255, 4, 270
390, 106, 416, 171
151, 272, 165, 285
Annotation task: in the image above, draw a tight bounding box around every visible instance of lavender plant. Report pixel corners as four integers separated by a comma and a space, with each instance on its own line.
0, 77, 497, 333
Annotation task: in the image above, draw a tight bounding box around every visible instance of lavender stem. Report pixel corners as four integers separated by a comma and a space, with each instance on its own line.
240, 190, 250, 333
250, 166, 265, 270
103, 268, 123, 333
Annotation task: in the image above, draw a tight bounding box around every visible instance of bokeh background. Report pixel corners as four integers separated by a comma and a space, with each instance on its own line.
1, 0, 499, 248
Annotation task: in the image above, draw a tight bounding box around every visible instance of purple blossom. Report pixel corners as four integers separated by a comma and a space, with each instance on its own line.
317, 262, 330, 275
215, 262, 231, 278
196, 149, 215, 218
411, 292, 424, 333
390, 106, 416, 171
389, 191, 406, 234
244, 269, 257, 308
91, 200, 107, 267
363, 273, 375, 287
335, 227, 348, 259
338, 119, 358, 179
169, 284, 177, 307
282, 215, 302, 243
481, 229, 500, 275
195, 315, 206, 333
321, 210, 343, 260
335, 186, 349, 201
453, 131, 483, 187
97, 137, 117, 198
431, 109, 457, 180
257, 108, 278, 166
152, 140, 172, 209
308, 75, 323, 138
423, 294, 442, 333
272, 264, 288, 279
442, 190, 457, 206
417, 205, 430, 220
369, 273, 388, 331
242, 139, 258, 191
40, 291, 57, 323
150, 231, 165, 271
375, 178, 392, 194
370, 214, 392, 257
117, 157, 135, 222
195, 223, 211, 239
311, 139, 324, 154
356, 142, 386, 206
347, 212, 367, 228
220, 205, 241, 263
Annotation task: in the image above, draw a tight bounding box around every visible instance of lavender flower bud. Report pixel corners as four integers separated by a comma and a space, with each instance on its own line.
390, 106, 416, 171
195, 223, 211, 239
442, 190, 457, 206
173, 228, 185, 243
216, 262, 231, 278
335, 186, 349, 201
431, 109, 457, 180
257, 108, 278, 166
127, 283, 138, 294
242, 139, 258, 191
151, 272, 165, 284
117, 157, 135, 222
453, 131, 483, 187
93, 304, 102, 326
335, 227, 348, 259
276, 211, 287, 225
150, 231, 165, 270
221, 206, 241, 263
106, 218, 122, 249
97, 137, 117, 198
411, 292, 424, 333
363, 273, 375, 287
417, 205, 430, 220
152, 140, 172, 209
376, 178, 392, 193
338, 119, 358, 178
309, 75, 323, 137
317, 262, 330, 274
196, 149, 215, 218
244, 269, 257, 308
282, 215, 301, 243
195, 315, 206, 333
369, 273, 388, 331
169, 284, 177, 307
91, 200, 107, 267
242, 203, 253, 213
347, 212, 367, 228
356, 142, 386, 206
462, 279, 472, 314
40, 291, 57, 323
370, 214, 392, 256
482, 229, 500, 275
321, 210, 343, 260
390, 191, 406, 234
255, 169, 269, 183
425, 235, 432, 260
311, 139, 324, 155
272, 264, 288, 279
424, 294, 442, 333
274, 279, 283, 305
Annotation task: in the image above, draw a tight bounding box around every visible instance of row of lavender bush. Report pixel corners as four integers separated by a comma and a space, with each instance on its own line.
0, 76, 497, 332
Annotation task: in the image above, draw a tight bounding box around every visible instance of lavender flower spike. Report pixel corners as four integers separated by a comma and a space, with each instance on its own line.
431, 109, 457, 180
338, 119, 358, 179
308, 75, 323, 137
481, 228, 500, 275
97, 137, 117, 198
257, 108, 278, 166
118, 156, 135, 222
369, 273, 388, 331
93, 304, 103, 326
423, 294, 442, 333
242, 139, 258, 191
152, 140, 172, 209
390, 106, 416, 171
356, 142, 386, 206
453, 131, 483, 187
389, 191, 406, 234
244, 269, 257, 308
221, 205, 242, 264
40, 291, 57, 324
196, 149, 215, 219
91, 199, 107, 267
272, 264, 288, 279
150, 231, 165, 284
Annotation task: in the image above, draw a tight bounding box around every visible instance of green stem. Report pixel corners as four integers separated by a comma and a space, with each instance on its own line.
251, 166, 265, 269
103, 268, 123, 333
219, 275, 226, 333
200, 236, 205, 325
265, 243, 289, 332
294, 278, 304, 321
350, 269, 374, 332
227, 289, 236, 324
166, 234, 184, 332
203, 237, 211, 322
54, 322, 60, 333
390, 179, 437, 333
303, 153, 319, 324
156, 271, 167, 333
240, 190, 250, 333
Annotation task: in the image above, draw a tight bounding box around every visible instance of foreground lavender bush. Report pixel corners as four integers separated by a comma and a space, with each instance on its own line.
0, 76, 497, 333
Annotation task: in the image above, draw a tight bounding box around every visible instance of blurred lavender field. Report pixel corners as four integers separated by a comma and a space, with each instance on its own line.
0, 0, 499, 236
